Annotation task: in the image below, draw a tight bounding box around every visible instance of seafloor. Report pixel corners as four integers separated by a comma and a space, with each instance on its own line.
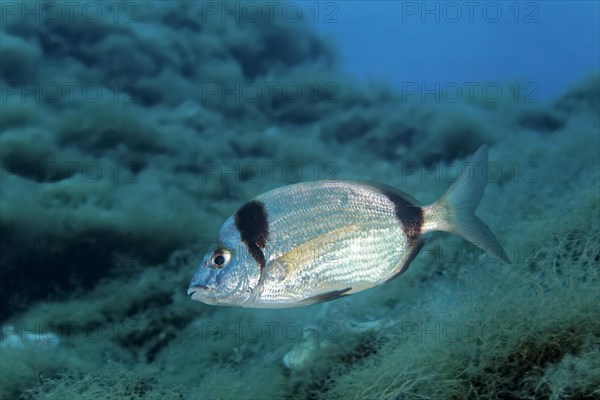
1, 2, 599, 399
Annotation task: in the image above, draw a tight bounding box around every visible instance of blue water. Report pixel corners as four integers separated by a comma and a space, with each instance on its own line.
313, 1, 600, 100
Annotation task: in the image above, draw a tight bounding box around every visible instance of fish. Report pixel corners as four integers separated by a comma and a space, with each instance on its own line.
188, 145, 510, 308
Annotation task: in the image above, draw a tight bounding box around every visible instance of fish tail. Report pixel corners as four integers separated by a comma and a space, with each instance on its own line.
422, 145, 511, 263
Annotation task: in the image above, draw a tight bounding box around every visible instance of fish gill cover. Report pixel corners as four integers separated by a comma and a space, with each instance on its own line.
0, 1, 598, 400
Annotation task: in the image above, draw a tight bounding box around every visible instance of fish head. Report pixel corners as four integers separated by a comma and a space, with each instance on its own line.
187, 217, 262, 306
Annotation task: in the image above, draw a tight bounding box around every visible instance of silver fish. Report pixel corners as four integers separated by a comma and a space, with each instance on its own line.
188, 145, 510, 308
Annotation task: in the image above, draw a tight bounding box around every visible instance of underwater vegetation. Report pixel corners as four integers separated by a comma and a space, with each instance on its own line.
1, 1, 599, 399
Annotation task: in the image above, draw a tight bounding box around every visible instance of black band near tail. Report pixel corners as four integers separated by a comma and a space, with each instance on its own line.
378, 188, 423, 247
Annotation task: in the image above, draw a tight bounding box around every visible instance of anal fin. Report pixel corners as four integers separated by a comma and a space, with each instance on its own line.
300, 287, 352, 305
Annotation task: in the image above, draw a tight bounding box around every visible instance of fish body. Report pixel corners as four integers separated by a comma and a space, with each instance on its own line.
188, 145, 510, 308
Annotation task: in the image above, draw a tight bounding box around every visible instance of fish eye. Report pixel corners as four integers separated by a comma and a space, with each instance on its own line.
209, 249, 230, 269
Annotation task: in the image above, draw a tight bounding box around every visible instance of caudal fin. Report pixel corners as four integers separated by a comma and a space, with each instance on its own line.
422, 145, 511, 263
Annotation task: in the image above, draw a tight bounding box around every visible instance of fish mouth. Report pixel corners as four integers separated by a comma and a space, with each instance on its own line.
187, 285, 209, 301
